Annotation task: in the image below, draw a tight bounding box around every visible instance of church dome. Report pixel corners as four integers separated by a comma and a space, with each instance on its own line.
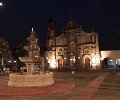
66, 21, 76, 30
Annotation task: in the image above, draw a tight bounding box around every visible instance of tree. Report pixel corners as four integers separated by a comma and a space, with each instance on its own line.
12, 41, 29, 59
12, 41, 29, 68
0, 37, 10, 58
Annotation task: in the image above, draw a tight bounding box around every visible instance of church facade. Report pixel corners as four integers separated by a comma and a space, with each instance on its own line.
44, 17, 101, 70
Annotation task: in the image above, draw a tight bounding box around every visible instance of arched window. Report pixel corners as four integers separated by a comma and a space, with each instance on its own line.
58, 48, 63, 55
91, 35, 96, 43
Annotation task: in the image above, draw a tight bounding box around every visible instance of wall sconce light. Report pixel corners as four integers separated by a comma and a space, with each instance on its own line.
8, 61, 11, 63
14, 60, 16, 63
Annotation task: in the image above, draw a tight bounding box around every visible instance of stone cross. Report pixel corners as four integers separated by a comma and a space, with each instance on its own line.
70, 12, 74, 20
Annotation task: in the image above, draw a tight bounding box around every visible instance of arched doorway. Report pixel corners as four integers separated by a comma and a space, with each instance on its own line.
102, 57, 114, 68
70, 56, 75, 66
58, 58, 63, 66
116, 58, 120, 68
85, 57, 90, 69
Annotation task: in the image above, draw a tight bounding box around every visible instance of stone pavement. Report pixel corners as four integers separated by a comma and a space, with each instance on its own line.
70, 74, 107, 100
0, 76, 75, 97
91, 74, 120, 100
0, 70, 119, 100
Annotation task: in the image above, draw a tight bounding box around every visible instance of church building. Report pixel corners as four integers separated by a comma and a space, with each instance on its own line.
44, 17, 101, 70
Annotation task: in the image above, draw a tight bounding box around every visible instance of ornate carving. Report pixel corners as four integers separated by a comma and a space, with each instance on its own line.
83, 47, 90, 54
70, 33, 74, 39
91, 52, 96, 57
70, 42, 76, 53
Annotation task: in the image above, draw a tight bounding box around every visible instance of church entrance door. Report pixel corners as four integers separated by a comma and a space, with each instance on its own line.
85, 57, 90, 69
58, 58, 63, 71
58, 58, 63, 66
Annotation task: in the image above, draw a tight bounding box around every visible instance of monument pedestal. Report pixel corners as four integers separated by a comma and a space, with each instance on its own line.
26, 63, 36, 75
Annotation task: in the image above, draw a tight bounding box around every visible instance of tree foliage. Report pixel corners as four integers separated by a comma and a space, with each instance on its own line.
12, 41, 29, 59
12, 41, 29, 67
0, 37, 10, 58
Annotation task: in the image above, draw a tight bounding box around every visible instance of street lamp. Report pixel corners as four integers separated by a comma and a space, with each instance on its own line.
8, 61, 11, 63
14, 60, 17, 67
14, 60, 16, 63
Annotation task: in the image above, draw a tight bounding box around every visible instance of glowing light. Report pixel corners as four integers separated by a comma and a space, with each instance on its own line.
3, 68, 6, 70
0, 3, 2, 6
64, 58, 66, 59
8, 61, 11, 63
49, 55, 56, 69
92, 63, 96, 66
92, 63, 96, 70
110, 59, 113, 61
92, 55, 96, 64
48, 59, 50, 63
100, 58, 103, 60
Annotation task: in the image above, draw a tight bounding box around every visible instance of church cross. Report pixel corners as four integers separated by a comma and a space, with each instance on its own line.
70, 12, 74, 20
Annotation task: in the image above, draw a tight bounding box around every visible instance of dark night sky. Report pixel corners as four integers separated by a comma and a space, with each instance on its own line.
0, 0, 120, 49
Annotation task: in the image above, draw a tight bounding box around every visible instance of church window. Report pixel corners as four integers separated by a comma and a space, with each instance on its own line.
91, 35, 96, 43
70, 33, 74, 39
84, 47, 90, 54
58, 52, 61, 55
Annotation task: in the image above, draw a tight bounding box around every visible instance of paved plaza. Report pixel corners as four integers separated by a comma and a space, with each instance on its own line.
0, 69, 120, 100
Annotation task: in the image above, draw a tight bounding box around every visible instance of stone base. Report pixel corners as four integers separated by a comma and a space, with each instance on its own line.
8, 72, 54, 87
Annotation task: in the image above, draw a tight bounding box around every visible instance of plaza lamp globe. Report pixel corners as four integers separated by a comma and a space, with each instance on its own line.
0, 2, 2, 7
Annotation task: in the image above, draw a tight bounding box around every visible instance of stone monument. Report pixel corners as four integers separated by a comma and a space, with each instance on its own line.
8, 28, 54, 87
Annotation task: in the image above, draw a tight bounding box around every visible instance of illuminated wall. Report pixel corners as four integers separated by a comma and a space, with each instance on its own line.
45, 19, 101, 70
100, 50, 120, 67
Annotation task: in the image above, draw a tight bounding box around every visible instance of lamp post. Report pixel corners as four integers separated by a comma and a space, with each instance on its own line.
14, 60, 17, 67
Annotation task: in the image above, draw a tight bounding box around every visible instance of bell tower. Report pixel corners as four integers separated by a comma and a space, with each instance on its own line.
46, 17, 55, 50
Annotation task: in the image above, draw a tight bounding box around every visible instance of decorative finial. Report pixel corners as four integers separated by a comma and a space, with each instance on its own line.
32, 27, 33, 31
70, 12, 74, 20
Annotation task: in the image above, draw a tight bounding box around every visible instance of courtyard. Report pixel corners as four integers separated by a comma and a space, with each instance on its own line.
0, 69, 120, 100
